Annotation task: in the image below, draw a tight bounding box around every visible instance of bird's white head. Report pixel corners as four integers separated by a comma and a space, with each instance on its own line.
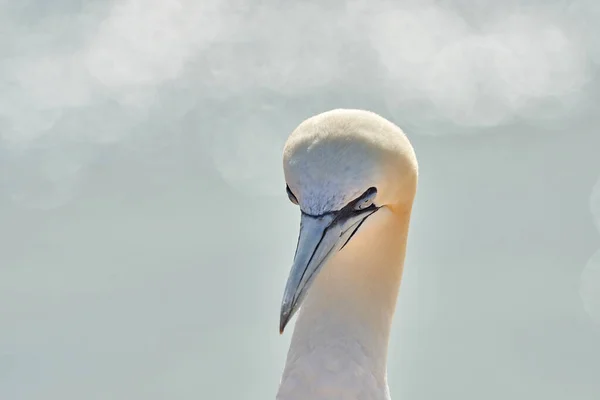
279, 109, 418, 333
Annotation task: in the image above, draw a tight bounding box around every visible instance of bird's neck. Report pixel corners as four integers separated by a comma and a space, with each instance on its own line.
278, 208, 411, 400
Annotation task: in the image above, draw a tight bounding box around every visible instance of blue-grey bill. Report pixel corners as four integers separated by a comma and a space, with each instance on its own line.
279, 208, 378, 333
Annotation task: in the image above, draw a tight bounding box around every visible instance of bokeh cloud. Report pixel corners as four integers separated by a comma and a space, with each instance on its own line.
370, 6, 590, 127
2, 0, 600, 207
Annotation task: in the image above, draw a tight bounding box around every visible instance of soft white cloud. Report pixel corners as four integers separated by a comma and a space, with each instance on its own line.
368, 6, 590, 127
84, 0, 230, 92
202, 3, 357, 96
1, 0, 598, 207
567, 0, 600, 66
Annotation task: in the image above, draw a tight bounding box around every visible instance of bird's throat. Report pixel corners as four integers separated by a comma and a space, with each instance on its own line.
278, 209, 411, 399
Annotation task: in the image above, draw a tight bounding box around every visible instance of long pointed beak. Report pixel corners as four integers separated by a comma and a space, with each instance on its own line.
279, 207, 378, 333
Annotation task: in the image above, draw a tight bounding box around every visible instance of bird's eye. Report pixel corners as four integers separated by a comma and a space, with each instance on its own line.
286, 185, 299, 205
355, 187, 377, 211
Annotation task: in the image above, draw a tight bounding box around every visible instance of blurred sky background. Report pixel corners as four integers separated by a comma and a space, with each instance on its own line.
1, 0, 600, 399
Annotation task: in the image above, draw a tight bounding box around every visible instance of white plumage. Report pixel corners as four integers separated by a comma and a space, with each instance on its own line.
277, 109, 418, 400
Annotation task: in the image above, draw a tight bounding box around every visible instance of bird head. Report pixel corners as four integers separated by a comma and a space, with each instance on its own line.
279, 109, 418, 333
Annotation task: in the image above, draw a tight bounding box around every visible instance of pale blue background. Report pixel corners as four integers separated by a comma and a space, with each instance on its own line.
1, 0, 600, 399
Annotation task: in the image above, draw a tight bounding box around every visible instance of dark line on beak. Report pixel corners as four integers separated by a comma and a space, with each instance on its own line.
299, 236, 339, 305
292, 220, 330, 306
340, 207, 379, 250
340, 218, 366, 250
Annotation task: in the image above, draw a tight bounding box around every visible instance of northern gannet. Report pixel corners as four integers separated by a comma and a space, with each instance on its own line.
277, 109, 418, 400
